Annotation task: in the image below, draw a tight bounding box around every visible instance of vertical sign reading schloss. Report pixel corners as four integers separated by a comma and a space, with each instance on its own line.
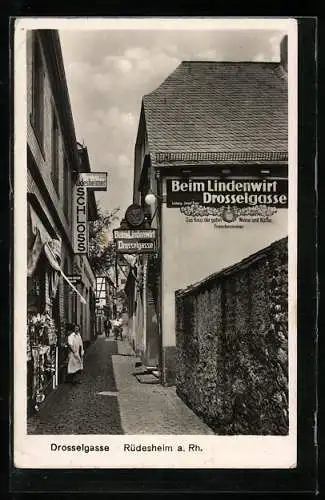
72, 185, 88, 254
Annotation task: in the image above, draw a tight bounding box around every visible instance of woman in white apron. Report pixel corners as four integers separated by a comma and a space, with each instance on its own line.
67, 324, 84, 384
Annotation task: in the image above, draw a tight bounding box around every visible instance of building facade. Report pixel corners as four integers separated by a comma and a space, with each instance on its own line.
26, 30, 98, 412
129, 37, 288, 385
95, 274, 116, 334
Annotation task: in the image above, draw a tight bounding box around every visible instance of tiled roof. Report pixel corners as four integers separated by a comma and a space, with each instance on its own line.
143, 61, 288, 166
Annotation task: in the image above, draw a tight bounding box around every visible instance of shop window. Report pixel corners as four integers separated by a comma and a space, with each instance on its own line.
31, 34, 45, 151
51, 106, 60, 196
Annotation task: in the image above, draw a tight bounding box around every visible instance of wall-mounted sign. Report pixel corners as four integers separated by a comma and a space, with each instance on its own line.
113, 229, 156, 240
72, 185, 88, 254
166, 178, 288, 209
125, 204, 145, 227
77, 172, 108, 191
65, 274, 82, 285
115, 239, 156, 254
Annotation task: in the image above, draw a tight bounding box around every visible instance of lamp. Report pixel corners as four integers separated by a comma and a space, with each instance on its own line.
144, 193, 157, 206
144, 188, 164, 206
144, 189, 164, 225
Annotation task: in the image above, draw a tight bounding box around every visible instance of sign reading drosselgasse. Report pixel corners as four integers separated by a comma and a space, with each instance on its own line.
113, 228, 157, 253
115, 240, 156, 254
72, 185, 88, 254
166, 179, 288, 208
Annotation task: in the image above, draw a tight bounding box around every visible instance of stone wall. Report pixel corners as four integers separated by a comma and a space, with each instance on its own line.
175, 237, 288, 435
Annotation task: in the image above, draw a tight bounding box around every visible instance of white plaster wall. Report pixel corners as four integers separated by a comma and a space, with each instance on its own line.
161, 178, 288, 348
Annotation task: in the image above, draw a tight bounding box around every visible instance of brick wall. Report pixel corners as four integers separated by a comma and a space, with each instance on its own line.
175, 237, 288, 435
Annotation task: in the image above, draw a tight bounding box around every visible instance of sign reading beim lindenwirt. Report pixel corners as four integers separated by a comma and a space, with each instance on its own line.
166, 178, 289, 227
113, 228, 157, 254
166, 179, 288, 208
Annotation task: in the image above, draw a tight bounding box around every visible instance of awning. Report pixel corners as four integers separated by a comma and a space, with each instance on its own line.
44, 239, 87, 305
60, 270, 87, 305
29, 204, 53, 246
28, 204, 87, 305
44, 241, 61, 271
28, 205, 55, 277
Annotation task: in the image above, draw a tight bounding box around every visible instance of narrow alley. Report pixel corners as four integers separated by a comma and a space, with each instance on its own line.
27, 335, 214, 435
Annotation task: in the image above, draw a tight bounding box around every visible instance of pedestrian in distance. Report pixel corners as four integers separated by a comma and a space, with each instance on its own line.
112, 315, 123, 341
66, 323, 84, 385
118, 315, 124, 340
104, 318, 111, 338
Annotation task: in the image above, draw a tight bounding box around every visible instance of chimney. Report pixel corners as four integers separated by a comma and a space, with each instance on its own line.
280, 35, 288, 73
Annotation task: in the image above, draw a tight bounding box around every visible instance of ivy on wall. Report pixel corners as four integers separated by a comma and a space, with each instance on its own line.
175, 237, 288, 435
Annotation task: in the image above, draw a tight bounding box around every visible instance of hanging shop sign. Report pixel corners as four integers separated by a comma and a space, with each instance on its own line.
65, 274, 82, 285
72, 185, 88, 254
113, 228, 157, 254
77, 172, 108, 191
113, 229, 156, 240
166, 178, 288, 209
115, 240, 156, 253
114, 238, 156, 254
124, 204, 145, 227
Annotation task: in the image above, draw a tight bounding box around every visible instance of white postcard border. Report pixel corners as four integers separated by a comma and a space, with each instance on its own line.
13, 17, 298, 469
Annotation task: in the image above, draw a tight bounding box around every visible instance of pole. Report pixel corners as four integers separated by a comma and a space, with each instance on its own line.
155, 171, 165, 386
115, 251, 118, 314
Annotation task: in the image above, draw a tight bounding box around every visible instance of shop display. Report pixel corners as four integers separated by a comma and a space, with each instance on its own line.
27, 312, 58, 411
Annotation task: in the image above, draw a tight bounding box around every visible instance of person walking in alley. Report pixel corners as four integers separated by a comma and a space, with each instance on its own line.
104, 317, 111, 338
112, 315, 123, 341
67, 323, 84, 384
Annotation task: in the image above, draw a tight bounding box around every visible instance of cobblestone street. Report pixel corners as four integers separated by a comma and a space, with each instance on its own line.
28, 335, 214, 435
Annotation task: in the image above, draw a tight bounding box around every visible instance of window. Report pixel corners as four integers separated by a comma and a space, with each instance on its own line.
63, 156, 71, 221
51, 106, 59, 195
31, 34, 45, 148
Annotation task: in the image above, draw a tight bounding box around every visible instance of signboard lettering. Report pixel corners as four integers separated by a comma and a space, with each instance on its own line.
113, 229, 156, 240
66, 274, 82, 285
113, 228, 157, 254
166, 178, 288, 208
72, 185, 88, 254
115, 239, 156, 254
77, 172, 107, 191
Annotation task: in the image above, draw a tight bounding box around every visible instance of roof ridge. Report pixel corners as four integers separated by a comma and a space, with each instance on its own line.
143, 61, 184, 99
180, 60, 281, 64
143, 60, 284, 99
141, 60, 288, 159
